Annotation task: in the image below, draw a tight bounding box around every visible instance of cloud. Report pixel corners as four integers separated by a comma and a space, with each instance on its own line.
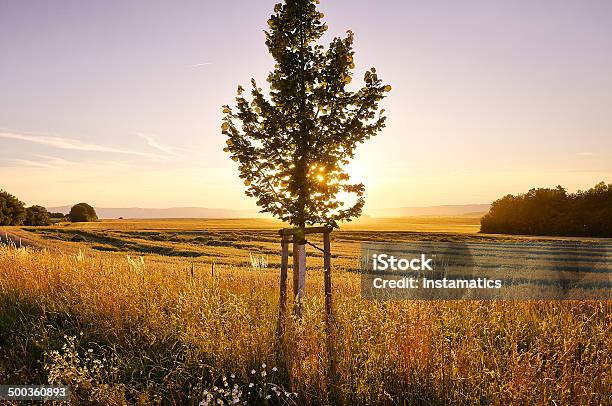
136, 133, 186, 158
34, 154, 76, 167
576, 152, 594, 156
0, 131, 171, 160
0, 158, 62, 169
189, 62, 212, 68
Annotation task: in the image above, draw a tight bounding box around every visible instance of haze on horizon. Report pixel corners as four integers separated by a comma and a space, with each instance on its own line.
1, 0, 611, 214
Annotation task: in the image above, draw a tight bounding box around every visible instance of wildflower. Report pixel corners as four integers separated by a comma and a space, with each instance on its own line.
261, 363, 266, 368
251, 369, 255, 375
272, 367, 278, 372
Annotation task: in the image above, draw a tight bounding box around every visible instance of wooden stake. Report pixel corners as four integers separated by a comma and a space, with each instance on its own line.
323, 230, 338, 401
292, 242, 299, 299
323, 231, 332, 326
278, 236, 289, 334
294, 243, 306, 317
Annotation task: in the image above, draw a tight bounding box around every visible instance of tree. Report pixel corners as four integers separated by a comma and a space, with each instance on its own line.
69, 203, 98, 222
24, 205, 51, 226
480, 181, 612, 237
0, 189, 26, 226
49, 212, 66, 219
222, 0, 389, 229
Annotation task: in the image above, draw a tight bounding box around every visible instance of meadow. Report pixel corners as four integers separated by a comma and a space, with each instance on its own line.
0, 217, 610, 405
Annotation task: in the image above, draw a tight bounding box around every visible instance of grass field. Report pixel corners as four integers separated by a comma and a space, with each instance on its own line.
0, 217, 610, 405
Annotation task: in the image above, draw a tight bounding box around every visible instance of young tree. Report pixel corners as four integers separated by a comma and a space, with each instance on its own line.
222, 0, 390, 229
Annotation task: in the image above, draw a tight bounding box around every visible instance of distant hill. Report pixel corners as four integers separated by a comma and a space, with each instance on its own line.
372, 204, 490, 217
46, 206, 257, 219
46, 204, 490, 219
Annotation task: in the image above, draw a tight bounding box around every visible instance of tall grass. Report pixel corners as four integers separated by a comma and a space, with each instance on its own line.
0, 243, 610, 405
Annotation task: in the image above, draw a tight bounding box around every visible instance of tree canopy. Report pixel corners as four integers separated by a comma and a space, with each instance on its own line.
69, 203, 98, 223
222, 0, 389, 228
480, 182, 612, 237
0, 189, 26, 226
24, 205, 51, 226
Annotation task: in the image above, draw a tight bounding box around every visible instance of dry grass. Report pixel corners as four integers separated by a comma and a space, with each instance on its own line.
0, 219, 610, 405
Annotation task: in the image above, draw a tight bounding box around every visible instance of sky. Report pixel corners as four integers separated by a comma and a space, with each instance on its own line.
1, 0, 611, 213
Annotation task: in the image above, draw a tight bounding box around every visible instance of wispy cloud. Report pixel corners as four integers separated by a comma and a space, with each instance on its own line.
0, 158, 62, 169
189, 62, 212, 68
576, 152, 594, 156
34, 154, 76, 167
0, 131, 171, 160
136, 133, 186, 158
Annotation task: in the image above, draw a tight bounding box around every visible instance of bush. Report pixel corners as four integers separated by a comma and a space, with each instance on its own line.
69, 203, 98, 223
0, 190, 26, 226
24, 205, 51, 226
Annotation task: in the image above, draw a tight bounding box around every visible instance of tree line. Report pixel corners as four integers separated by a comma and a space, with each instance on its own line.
480, 181, 612, 237
0, 189, 97, 226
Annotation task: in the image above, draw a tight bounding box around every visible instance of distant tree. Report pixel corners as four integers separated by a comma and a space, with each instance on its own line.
222, 0, 390, 229
24, 205, 51, 226
481, 181, 612, 237
68, 203, 98, 222
0, 190, 26, 226
49, 212, 66, 219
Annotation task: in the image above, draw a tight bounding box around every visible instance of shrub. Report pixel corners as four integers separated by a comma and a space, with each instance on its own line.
0, 189, 26, 226
68, 203, 98, 222
24, 205, 51, 226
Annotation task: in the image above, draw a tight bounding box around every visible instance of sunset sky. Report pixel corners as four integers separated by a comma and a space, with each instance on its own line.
1, 0, 611, 213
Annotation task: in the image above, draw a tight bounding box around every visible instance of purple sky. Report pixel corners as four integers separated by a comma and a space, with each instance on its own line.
1, 0, 611, 211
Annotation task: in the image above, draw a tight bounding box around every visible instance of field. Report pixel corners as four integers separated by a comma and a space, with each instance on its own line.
0, 217, 610, 405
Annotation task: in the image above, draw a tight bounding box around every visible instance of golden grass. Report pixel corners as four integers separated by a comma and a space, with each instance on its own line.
0, 220, 610, 405
26, 215, 481, 233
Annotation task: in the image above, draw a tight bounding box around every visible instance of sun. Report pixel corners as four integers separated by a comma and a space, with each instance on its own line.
344, 160, 365, 184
